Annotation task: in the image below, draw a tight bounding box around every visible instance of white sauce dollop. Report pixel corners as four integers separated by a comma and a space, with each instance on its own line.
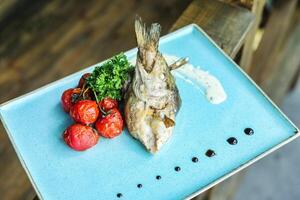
129, 54, 227, 104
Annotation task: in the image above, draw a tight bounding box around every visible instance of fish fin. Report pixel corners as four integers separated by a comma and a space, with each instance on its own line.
169, 57, 189, 70
163, 116, 175, 128
135, 15, 161, 51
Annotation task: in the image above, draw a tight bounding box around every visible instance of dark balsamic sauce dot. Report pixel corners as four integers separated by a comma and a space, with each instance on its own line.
192, 157, 199, 163
137, 184, 142, 188
227, 137, 238, 145
117, 193, 122, 198
156, 175, 161, 180
205, 149, 216, 157
244, 128, 254, 135
175, 166, 181, 171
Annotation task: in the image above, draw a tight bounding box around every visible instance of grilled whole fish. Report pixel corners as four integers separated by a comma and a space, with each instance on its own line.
124, 17, 181, 153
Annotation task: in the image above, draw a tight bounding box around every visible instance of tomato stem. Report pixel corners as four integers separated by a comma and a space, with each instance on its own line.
99, 106, 107, 116
93, 90, 99, 103
82, 88, 89, 99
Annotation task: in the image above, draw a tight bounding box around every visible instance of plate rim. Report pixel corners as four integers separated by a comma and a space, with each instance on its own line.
0, 23, 299, 200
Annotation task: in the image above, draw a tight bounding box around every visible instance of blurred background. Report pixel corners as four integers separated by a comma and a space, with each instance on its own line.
0, 0, 299, 200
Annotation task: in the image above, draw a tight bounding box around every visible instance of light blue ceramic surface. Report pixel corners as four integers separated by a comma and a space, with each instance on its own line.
0, 24, 299, 200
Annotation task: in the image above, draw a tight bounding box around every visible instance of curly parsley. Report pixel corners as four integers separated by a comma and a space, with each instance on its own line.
86, 53, 133, 101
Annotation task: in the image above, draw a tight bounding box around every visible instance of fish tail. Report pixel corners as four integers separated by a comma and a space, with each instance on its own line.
135, 15, 161, 51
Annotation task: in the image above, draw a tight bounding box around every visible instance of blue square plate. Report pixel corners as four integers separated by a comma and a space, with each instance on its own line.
0, 24, 299, 200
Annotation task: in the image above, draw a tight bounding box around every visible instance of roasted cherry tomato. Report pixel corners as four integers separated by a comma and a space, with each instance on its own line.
78, 73, 91, 88
95, 108, 123, 138
61, 88, 82, 112
70, 100, 99, 125
99, 97, 118, 112
63, 123, 99, 151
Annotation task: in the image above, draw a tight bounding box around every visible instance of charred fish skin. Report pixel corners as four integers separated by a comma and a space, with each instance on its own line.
125, 16, 181, 153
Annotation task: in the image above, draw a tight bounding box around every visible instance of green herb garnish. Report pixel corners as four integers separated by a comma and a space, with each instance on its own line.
86, 53, 133, 101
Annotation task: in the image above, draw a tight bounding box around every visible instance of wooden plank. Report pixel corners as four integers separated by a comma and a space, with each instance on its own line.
0, 0, 18, 21
220, 0, 254, 9
171, 0, 255, 58
208, 172, 245, 200
191, 192, 209, 200
262, 22, 300, 104
239, 0, 266, 72
289, 67, 300, 91
249, 0, 298, 83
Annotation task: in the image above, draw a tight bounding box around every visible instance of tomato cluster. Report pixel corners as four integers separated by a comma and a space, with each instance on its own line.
61, 73, 124, 151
